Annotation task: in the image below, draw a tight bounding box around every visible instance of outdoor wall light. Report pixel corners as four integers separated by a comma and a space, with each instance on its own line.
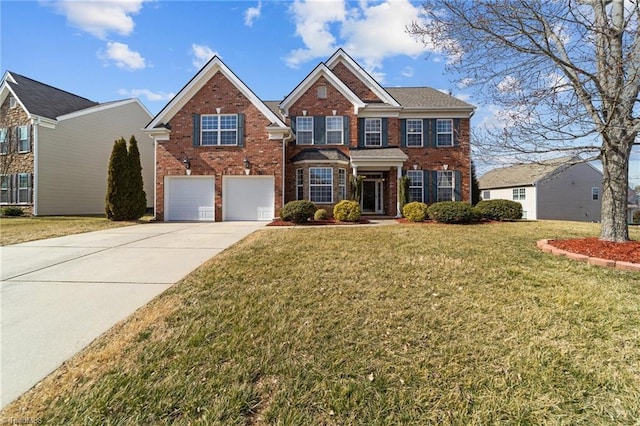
243, 157, 251, 175
181, 153, 191, 175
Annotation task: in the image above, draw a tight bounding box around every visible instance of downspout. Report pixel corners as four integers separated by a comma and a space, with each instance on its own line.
32, 117, 39, 216
153, 138, 158, 220
281, 128, 294, 215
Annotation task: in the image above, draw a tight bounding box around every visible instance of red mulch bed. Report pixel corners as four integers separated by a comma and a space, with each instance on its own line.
549, 238, 640, 264
267, 218, 370, 226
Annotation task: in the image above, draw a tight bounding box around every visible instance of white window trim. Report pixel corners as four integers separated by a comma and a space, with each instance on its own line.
436, 119, 453, 147
591, 187, 599, 200
17, 126, 29, 153
309, 167, 333, 204
296, 116, 314, 145
512, 188, 526, 201
364, 118, 382, 147
201, 114, 238, 146
0, 128, 7, 155
407, 170, 424, 202
296, 168, 304, 200
17, 173, 31, 204
326, 116, 344, 145
338, 168, 347, 200
406, 119, 423, 147
437, 170, 454, 202
0, 175, 9, 204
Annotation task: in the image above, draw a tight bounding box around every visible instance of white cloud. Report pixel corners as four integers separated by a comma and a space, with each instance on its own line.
496, 75, 520, 93
245, 1, 262, 27
285, 0, 436, 82
191, 43, 217, 69
401, 66, 414, 78
118, 88, 175, 102
49, 0, 148, 39
101, 41, 146, 70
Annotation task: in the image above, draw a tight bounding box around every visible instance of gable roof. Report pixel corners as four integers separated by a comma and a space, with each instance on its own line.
2, 71, 98, 120
279, 62, 366, 115
325, 49, 400, 107
478, 156, 580, 189
145, 56, 287, 131
385, 87, 474, 110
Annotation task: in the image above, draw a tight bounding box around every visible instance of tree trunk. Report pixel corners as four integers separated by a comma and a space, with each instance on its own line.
600, 145, 630, 242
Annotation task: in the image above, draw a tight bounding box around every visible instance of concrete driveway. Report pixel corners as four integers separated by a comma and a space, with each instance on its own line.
0, 221, 265, 409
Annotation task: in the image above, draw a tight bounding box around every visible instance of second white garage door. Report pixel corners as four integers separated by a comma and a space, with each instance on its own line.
222, 176, 275, 221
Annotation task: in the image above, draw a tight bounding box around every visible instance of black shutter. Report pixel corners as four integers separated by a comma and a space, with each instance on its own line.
400, 119, 406, 147
454, 170, 462, 201
314, 116, 325, 145
343, 116, 350, 146
237, 113, 245, 147
423, 170, 430, 204
430, 119, 437, 147
358, 118, 365, 147
382, 118, 388, 147
192, 113, 201, 147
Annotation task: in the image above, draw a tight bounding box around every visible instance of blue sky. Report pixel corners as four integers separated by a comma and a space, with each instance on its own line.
1, 0, 638, 185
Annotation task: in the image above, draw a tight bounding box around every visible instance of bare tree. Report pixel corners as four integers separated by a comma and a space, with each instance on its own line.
409, 0, 639, 242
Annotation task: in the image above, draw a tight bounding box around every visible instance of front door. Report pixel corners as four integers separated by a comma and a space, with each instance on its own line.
361, 179, 384, 214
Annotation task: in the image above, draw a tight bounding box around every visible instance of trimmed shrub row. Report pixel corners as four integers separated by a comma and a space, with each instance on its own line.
279, 200, 362, 223
401, 199, 523, 224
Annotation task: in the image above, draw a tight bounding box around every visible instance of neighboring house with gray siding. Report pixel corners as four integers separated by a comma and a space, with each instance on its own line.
0, 71, 153, 215
478, 157, 603, 222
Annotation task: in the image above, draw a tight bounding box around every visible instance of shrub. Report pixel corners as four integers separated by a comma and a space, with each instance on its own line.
314, 208, 328, 221
280, 200, 317, 223
476, 199, 523, 221
427, 201, 479, 224
2, 206, 24, 217
333, 200, 361, 222
402, 201, 429, 222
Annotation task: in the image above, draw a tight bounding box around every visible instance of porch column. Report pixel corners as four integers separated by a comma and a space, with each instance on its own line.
352, 165, 358, 176
396, 165, 402, 218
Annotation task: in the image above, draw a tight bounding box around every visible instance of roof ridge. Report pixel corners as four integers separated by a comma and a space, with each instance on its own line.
8, 71, 98, 104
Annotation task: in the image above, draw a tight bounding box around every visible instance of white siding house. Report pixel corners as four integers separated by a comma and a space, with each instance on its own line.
0, 71, 153, 215
479, 157, 603, 222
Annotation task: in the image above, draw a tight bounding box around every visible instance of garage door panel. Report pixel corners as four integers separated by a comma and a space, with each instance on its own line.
223, 176, 274, 221
165, 177, 215, 221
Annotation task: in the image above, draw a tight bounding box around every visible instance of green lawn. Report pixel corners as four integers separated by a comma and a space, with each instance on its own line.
0, 216, 151, 246
2, 221, 639, 424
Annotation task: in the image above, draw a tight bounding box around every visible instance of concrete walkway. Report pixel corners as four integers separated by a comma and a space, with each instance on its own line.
0, 221, 265, 409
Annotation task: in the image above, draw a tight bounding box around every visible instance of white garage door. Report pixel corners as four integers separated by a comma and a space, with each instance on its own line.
165, 176, 215, 221
223, 176, 275, 221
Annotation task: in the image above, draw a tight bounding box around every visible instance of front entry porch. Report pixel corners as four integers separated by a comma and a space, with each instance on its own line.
361, 174, 385, 214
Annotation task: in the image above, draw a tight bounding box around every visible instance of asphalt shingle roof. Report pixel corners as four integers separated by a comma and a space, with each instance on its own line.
478, 156, 575, 189
6, 72, 98, 120
385, 87, 474, 109
290, 148, 350, 163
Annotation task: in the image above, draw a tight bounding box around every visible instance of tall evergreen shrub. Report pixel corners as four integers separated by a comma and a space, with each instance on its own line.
127, 135, 147, 219
105, 138, 129, 220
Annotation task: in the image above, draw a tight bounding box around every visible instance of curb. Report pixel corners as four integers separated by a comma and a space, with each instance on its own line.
537, 239, 640, 272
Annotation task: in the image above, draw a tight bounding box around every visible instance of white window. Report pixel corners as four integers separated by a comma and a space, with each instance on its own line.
406, 170, 423, 202
512, 188, 526, 201
296, 117, 313, 145
0, 128, 7, 154
201, 114, 238, 146
17, 126, 29, 152
592, 187, 599, 200
18, 173, 30, 203
364, 118, 382, 146
309, 167, 333, 204
406, 119, 423, 147
296, 168, 304, 200
338, 168, 347, 200
326, 116, 343, 144
436, 119, 453, 146
483, 190, 490, 200
437, 171, 454, 202
0, 175, 9, 203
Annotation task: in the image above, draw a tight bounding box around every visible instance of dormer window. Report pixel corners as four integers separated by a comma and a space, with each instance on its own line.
9, 96, 17, 109
317, 85, 327, 99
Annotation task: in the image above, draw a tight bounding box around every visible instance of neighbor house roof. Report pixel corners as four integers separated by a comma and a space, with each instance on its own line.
478, 156, 576, 189
385, 87, 474, 110
3, 72, 98, 120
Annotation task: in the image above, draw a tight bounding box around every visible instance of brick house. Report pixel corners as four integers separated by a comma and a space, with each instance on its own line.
0, 71, 154, 215
145, 49, 475, 221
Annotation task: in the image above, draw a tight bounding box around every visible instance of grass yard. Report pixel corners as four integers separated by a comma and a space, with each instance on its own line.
0, 216, 151, 246
2, 221, 640, 424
